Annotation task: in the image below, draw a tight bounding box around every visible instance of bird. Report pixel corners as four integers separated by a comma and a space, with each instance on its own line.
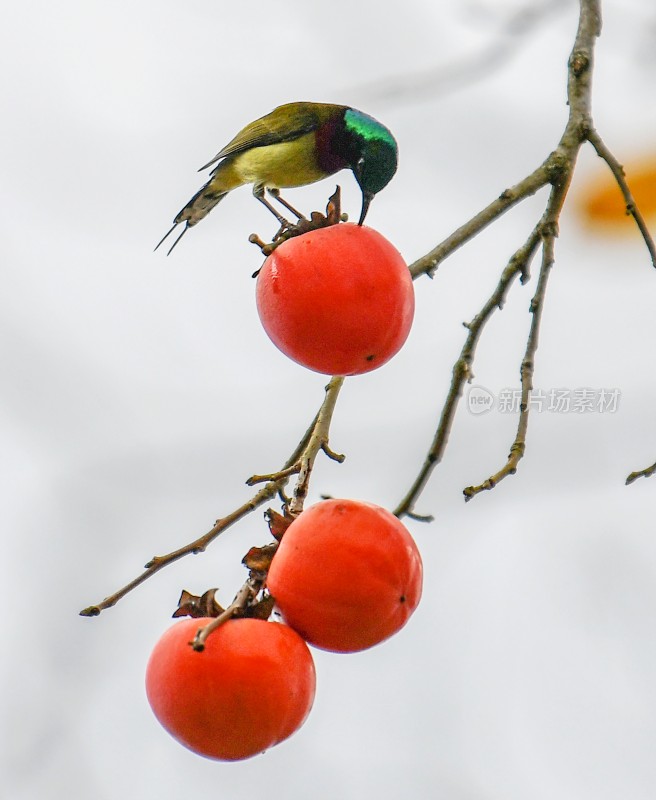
155, 101, 398, 254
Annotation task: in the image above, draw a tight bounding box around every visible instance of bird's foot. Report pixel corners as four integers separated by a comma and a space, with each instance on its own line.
267, 188, 306, 221
248, 186, 347, 262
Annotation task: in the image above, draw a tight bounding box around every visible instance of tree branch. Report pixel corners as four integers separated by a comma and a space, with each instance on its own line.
626, 460, 656, 486
190, 574, 264, 651
397, 0, 613, 514
408, 162, 555, 280
394, 226, 543, 519
585, 127, 656, 268
288, 376, 345, 515
82, 0, 652, 624
462, 207, 561, 499
80, 376, 345, 617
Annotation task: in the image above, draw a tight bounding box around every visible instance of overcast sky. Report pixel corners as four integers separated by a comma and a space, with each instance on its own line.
2, 1, 656, 798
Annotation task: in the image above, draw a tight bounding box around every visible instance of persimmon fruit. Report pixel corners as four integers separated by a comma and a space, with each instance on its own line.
145, 617, 316, 761
266, 498, 423, 653
255, 223, 415, 376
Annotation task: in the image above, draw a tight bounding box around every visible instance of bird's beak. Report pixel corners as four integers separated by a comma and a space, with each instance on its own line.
358, 192, 374, 226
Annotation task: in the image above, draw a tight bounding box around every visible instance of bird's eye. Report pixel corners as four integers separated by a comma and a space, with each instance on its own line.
356, 156, 365, 174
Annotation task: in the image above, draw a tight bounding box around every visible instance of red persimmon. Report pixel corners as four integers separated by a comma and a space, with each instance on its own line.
255, 223, 414, 376
145, 617, 315, 761
266, 498, 423, 653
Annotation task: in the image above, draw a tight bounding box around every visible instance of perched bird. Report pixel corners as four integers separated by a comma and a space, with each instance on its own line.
156, 101, 398, 254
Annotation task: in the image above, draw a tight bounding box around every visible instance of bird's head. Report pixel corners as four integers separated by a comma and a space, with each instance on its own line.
343, 109, 398, 225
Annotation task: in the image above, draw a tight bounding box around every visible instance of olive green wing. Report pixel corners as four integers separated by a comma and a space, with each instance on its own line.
198, 102, 344, 172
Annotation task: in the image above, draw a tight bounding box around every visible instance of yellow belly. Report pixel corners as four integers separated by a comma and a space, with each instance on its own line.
214, 132, 330, 191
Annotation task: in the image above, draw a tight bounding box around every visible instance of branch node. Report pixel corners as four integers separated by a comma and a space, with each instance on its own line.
626, 460, 656, 485
569, 50, 590, 77
321, 441, 345, 463
246, 464, 300, 486
586, 127, 656, 269
405, 510, 435, 523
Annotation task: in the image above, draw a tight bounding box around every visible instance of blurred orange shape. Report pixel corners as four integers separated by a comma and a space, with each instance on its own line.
578, 154, 656, 232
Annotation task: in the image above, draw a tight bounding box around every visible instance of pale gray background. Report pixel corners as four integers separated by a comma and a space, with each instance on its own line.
2, 1, 656, 798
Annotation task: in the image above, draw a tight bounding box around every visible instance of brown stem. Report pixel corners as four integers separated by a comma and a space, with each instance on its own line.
408, 163, 554, 280
458, 0, 601, 500
626, 461, 656, 486
585, 128, 656, 269
246, 464, 301, 486
397, 0, 610, 512
190, 575, 264, 651
463, 206, 563, 500
80, 378, 344, 617
289, 375, 345, 516
394, 226, 543, 519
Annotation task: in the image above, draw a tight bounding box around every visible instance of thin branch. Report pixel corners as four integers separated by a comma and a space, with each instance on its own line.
406, 0, 600, 281
462, 158, 572, 500
79, 377, 345, 617
626, 460, 656, 485
397, 0, 608, 512
458, 0, 604, 500
394, 226, 543, 519
586, 127, 656, 268
408, 161, 556, 280
289, 376, 345, 515
246, 464, 301, 486
408, 0, 601, 285
321, 441, 346, 463
191, 574, 264, 651
463, 217, 559, 499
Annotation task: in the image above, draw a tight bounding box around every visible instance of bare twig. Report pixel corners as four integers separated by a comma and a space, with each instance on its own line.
458, 0, 602, 500
397, 0, 609, 514
190, 574, 264, 651
586, 128, 656, 268
83, 0, 650, 625
463, 213, 560, 499
289, 376, 345, 515
246, 464, 301, 486
80, 377, 344, 617
394, 226, 542, 519
626, 460, 656, 485
408, 0, 601, 284
408, 163, 555, 280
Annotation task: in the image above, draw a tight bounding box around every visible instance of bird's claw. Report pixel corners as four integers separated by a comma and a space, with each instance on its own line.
248, 186, 346, 259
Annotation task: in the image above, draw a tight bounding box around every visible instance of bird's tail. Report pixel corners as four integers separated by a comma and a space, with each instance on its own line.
174, 179, 228, 228
155, 175, 231, 254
